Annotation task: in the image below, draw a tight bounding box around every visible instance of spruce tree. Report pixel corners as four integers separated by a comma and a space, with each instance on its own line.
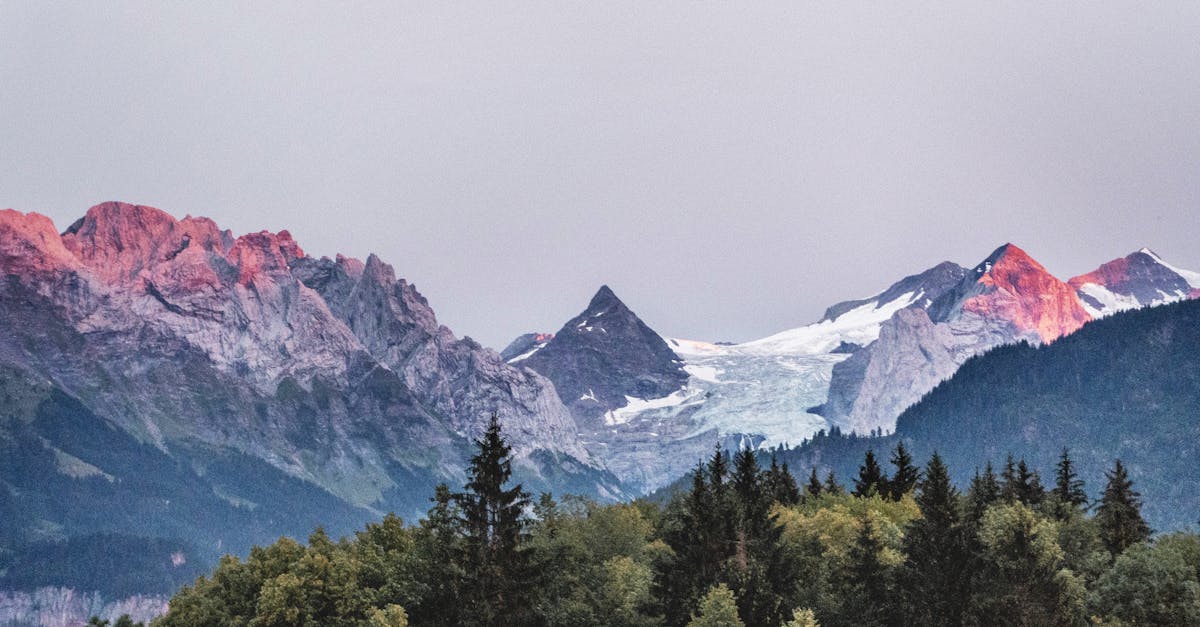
455, 414, 531, 626
966, 463, 1001, 527
765, 454, 801, 506
901, 453, 967, 626
411, 484, 465, 626
776, 461, 801, 506
1015, 459, 1045, 506
845, 512, 893, 627
1052, 447, 1088, 517
1096, 459, 1151, 556
729, 448, 793, 627
806, 468, 823, 500
888, 442, 919, 500
733, 448, 766, 533
1000, 454, 1018, 503
853, 450, 888, 498
823, 470, 844, 496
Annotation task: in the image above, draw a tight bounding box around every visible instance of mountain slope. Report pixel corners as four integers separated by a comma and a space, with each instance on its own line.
820, 244, 1093, 434
517, 285, 688, 429
1069, 248, 1200, 317
0, 202, 620, 581
781, 297, 1200, 531
508, 263, 968, 492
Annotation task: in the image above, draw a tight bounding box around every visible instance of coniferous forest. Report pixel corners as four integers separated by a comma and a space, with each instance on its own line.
144, 415, 1200, 627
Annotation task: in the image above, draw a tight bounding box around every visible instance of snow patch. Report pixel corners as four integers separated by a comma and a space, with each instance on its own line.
604, 388, 705, 426
507, 344, 544, 363
684, 364, 722, 383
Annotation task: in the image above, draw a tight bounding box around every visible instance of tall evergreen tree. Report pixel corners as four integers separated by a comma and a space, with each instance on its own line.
1096, 459, 1151, 556
966, 463, 1001, 527
765, 454, 801, 506
729, 449, 794, 627
888, 443, 919, 501
901, 454, 967, 626
732, 448, 767, 533
1000, 454, 1019, 503
1015, 459, 1045, 506
806, 468, 823, 500
823, 470, 844, 496
844, 512, 894, 627
455, 414, 532, 626
853, 450, 889, 498
1052, 447, 1088, 517
410, 484, 464, 626
658, 453, 736, 627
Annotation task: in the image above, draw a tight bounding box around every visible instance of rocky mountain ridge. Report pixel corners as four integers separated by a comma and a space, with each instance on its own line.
0, 202, 616, 534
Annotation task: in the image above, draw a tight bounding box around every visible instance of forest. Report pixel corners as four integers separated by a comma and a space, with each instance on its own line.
142, 415, 1199, 627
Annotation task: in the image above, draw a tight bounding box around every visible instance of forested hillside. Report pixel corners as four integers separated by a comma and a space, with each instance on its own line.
780, 298, 1200, 531
149, 418, 1200, 626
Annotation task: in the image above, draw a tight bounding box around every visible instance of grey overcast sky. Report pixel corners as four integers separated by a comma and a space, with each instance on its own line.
2, 3, 1199, 349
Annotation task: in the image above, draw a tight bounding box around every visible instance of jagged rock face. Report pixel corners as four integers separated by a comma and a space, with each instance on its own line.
929, 244, 1091, 342
500, 332, 554, 362
822, 244, 1093, 435
819, 261, 968, 323
518, 285, 688, 429
1069, 249, 1200, 316
0, 202, 610, 517
292, 255, 592, 464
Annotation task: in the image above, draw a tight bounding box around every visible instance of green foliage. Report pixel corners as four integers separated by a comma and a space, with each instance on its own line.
157, 413, 1200, 627
853, 449, 888, 498
687, 584, 744, 627
901, 453, 969, 626
1090, 534, 1200, 625
1053, 448, 1089, 517
1096, 460, 1152, 557
887, 442, 919, 500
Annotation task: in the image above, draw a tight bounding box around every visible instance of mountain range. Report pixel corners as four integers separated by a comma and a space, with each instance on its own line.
2, 201, 1198, 595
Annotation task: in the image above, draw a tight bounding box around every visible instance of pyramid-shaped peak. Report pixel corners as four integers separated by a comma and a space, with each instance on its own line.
587, 284, 626, 310
972, 243, 1048, 276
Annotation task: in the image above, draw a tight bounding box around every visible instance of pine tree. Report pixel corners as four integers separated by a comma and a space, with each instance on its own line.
765, 454, 801, 506
844, 512, 893, 627
776, 461, 801, 506
853, 450, 888, 498
1052, 447, 1088, 517
1015, 459, 1045, 506
1000, 455, 1018, 503
411, 484, 465, 626
888, 442, 919, 500
966, 463, 1001, 527
733, 448, 766, 534
823, 470, 844, 496
901, 453, 967, 626
455, 414, 532, 626
1096, 459, 1151, 556
729, 448, 793, 627
806, 468, 823, 500
658, 453, 736, 626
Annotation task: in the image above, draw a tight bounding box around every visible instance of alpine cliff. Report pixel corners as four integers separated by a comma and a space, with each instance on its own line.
0, 202, 619, 572
779, 297, 1200, 531
818, 244, 1094, 435
514, 285, 689, 429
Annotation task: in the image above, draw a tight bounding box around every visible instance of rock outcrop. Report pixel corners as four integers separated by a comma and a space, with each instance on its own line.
1069, 248, 1200, 316
518, 285, 688, 430
0, 202, 615, 535
821, 244, 1093, 435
